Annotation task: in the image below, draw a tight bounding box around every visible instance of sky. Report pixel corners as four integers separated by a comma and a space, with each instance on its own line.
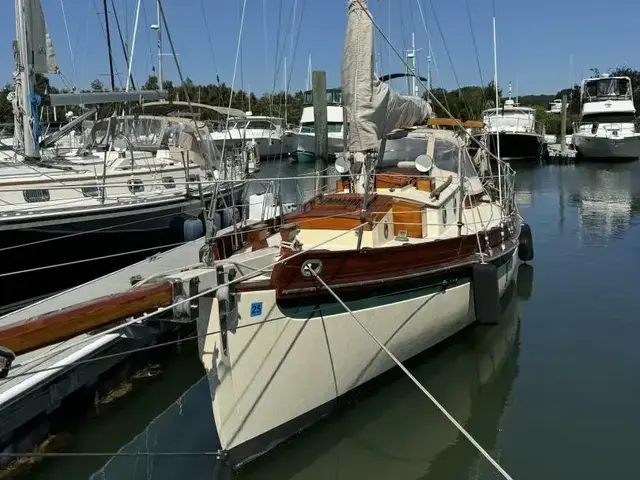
3, 0, 640, 96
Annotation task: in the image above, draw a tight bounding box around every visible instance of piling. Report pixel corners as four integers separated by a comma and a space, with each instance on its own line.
560, 94, 568, 154
312, 70, 328, 194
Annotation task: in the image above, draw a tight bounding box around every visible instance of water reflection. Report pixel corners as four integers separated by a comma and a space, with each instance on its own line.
567, 164, 636, 244
92, 269, 530, 480
249, 160, 338, 206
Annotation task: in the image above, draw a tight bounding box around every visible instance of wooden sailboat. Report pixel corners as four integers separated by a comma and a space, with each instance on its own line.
0, 0, 535, 469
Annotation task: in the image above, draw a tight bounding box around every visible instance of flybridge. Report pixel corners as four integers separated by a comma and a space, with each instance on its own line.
582, 76, 633, 103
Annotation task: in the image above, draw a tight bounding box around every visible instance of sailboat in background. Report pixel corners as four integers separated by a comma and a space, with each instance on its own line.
0, 0, 251, 310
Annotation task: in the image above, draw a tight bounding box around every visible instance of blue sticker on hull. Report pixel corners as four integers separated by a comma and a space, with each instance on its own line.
250, 302, 263, 318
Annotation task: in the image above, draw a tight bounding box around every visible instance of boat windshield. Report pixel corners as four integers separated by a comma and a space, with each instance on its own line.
230, 120, 249, 130
300, 122, 343, 133
433, 137, 477, 178
584, 78, 631, 101
581, 112, 636, 124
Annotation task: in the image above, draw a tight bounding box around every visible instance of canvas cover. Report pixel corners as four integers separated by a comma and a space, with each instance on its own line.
342, 0, 431, 152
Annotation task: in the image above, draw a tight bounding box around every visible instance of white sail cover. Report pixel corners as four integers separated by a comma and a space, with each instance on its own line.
342, 0, 431, 152
29, 0, 58, 74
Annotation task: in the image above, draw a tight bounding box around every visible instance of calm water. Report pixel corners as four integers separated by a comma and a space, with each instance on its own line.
26, 161, 640, 479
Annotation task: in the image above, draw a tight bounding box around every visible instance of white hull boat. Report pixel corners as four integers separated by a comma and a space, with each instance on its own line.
211, 116, 295, 158
573, 131, 640, 161
573, 75, 640, 162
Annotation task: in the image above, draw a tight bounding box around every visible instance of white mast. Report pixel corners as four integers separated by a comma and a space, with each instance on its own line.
492, 14, 502, 205
15, 0, 39, 159
306, 54, 312, 91
426, 40, 432, 95
150, 0, 163, 90
405, 33, 422, 97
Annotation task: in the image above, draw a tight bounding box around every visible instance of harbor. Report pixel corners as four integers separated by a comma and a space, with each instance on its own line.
2, 0, 640, 478
5, 159, 640, 480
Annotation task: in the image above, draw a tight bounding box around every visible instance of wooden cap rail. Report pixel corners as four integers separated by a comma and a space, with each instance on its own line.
0, 280, 175, 357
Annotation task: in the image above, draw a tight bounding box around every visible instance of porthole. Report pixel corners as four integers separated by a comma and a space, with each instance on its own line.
127, 178, 144, 193
82, 186, 104, 198
162, 176, 176, 189
383, 222, 389, 239
23, 189, 50, 203
188, 173, 201, 183
452, 197, 458, 219
442, 208, 447, 225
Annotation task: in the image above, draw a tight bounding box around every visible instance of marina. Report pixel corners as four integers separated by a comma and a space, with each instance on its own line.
1, 0, 640, 478
5, 159, 640, 480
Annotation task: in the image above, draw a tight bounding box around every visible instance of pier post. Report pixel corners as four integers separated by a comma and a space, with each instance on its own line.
560, 94, 568, 154
312, 70, 328, 194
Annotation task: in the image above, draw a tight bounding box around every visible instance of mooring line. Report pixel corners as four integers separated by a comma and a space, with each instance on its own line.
304, 264, 514, 480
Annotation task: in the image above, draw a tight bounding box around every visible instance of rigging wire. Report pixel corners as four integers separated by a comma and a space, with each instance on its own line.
140, 0, 155, 77
3, 222, 367, 376
422, 0, 475, 118
200, 0, 221, 84
217, 0, 248, 162
58, 0, 78, 87
353, 0, 503, 163
304, 265, 514, 480
414, 0, 451, 113
110, 0, 137, 90
0, 241, 187, 278
465, 0, 487, 110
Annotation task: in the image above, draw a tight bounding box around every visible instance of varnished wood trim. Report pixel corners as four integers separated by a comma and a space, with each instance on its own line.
0, 281, 175, 356
248, 224, 269, 251
416, 178, 434, 192
391, 203, 423, 238
236, 279, 273, 293
271, 224, 514, 299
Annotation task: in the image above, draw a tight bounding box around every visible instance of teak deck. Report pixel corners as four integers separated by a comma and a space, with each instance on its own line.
286, 193, 424, 236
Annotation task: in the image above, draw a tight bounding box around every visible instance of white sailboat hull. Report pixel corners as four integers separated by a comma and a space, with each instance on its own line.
573, 133, 640, 161
211, 132, 295, 158
198, 247, 518, 467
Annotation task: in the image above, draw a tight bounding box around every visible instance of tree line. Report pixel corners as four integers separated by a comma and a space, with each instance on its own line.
428, 66, 640, 136
1, 66, 639, 137
0, 75, 307, 127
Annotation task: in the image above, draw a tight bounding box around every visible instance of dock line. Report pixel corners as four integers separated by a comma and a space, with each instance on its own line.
304, 264, 514, 480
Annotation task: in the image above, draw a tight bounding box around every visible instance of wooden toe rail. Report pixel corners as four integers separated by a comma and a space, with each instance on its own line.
0, 280, 175, 356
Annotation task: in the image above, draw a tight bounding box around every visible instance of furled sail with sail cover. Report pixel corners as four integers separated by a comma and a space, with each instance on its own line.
29, 0, 59, 74
342, 0, 431, 152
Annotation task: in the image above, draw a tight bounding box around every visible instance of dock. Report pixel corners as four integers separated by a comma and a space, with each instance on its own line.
545, 143, 577, 164
0, 238, 206, 468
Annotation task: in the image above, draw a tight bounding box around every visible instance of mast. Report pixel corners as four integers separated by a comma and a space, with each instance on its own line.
15, 0, 39, 159
102, 0, 116, 90
492, 14, 502, 205
426, 40, 432, 95
156, 0, 163, 90
405, 33, 422, 97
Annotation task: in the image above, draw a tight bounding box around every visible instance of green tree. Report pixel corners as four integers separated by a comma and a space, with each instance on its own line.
91, 79, 105, 92
143, 75, 159, 90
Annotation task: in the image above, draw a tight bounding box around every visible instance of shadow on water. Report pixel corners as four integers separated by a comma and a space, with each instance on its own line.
90, 266, 533, 480
20, 343, 205, 480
